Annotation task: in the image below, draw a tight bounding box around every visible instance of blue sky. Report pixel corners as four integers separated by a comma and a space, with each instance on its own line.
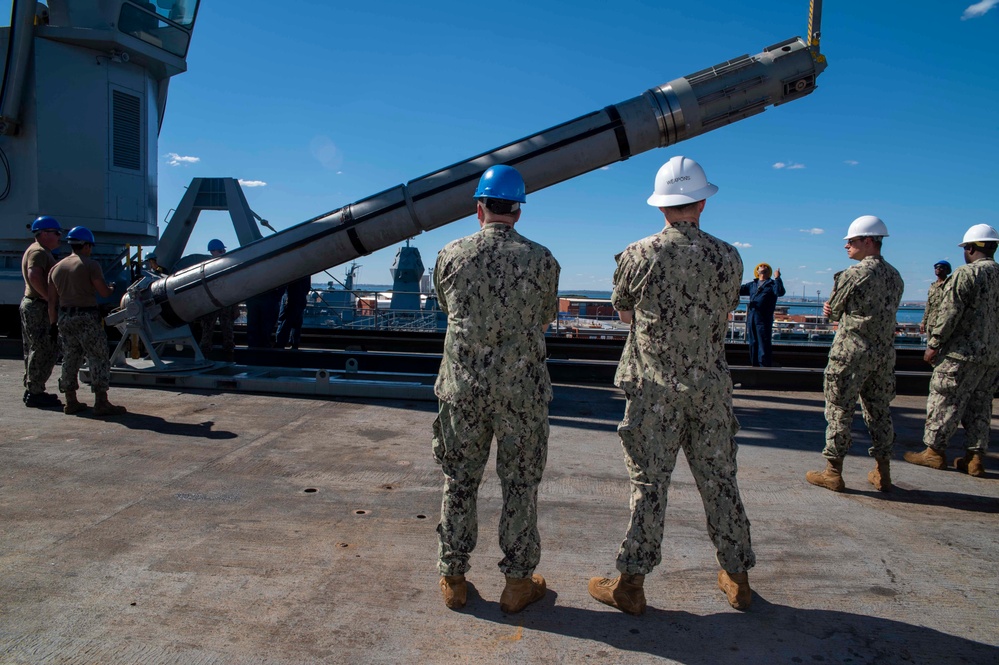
26, 1, 999, 300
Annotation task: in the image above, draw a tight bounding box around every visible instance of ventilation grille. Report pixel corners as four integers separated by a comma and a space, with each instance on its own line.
112, 90, 141, 170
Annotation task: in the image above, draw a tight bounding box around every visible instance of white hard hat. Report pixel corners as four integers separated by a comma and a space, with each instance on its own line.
959, 224, 999, 247
647, 156, 718, 207
843, 215, 889, 240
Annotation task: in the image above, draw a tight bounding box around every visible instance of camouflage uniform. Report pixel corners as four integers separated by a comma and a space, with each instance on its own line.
921, 279, 947, 337
198, 304, 238, 356
57, 311, 112, 393
923, 257, 999, 453
48, 254, 113, 393
611, 222, 755, 576
822, 256, 904, 459
432, 222, 560, 578
20, 241, 59, 393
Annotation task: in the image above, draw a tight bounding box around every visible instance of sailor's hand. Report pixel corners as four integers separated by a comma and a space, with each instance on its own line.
774, 268, 781, 279
822, 301, 831, 318
924, 347, 939, 365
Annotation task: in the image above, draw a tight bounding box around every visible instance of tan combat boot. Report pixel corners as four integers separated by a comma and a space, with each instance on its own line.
867, 457, 892, 492
63, 390, 87, 415
954, 452, 985, 477
588, 573, 646, 616
93, 390, 127, 417
439, 575, 467, 610
499, 574, 546, 614
903, 447, 946, 470
717, 570, 752, 610
805, 458, 845, 492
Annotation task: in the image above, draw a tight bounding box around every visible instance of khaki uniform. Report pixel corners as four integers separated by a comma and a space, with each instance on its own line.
48, 254, 112, 393
20, 241, 59, 393
921, 279, 947, 337
611, 222, 754, 576
432, 222, 559, 578
924, 257, 999, 453
822, 256, 904, 459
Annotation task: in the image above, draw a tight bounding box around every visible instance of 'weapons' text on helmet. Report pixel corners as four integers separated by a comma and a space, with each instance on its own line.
754, 263, 772, 279
66, 226, 96, 245
208, 238, 227, 252
473, 165, 527, 203
647, 156, 718, 207
31, 216, 62, 234
959, 224, 999, 247
843, 215, 888, 240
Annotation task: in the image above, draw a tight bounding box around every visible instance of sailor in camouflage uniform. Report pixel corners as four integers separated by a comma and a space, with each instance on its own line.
905, 224, 999, 477
919, 260, 951, 336
806, 216, 903, 493
20, 216, 64, 408
433, 165, 560, 613
47, 226, 127, 417
588, 157, 755, 615
198, 239, 239, 361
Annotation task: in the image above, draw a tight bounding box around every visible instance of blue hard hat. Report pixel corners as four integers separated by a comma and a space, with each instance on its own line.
473, 165, 527, 203
146, 251, 157, 261
933, 260, 951, 271
66, 226, 96, 245
31, 215, 63, 234
208, 238, 226, 252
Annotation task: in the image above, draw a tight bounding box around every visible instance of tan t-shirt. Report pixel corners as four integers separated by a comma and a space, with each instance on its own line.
48, 253, 104, 308
21, 241, 57, 299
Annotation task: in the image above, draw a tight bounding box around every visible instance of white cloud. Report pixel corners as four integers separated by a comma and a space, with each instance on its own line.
844, 160, 859, 166
733, 241, 752, 248
962, 0, 998, 19
799, 228, 825, 235
798, 265, 808, 269
599, 166, 611, 171
238, 179, 267, 187
773, 161, 806, 170
165, 152, 200, 166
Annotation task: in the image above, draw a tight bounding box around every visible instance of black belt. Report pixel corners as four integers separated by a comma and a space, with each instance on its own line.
60, 306, 99, 315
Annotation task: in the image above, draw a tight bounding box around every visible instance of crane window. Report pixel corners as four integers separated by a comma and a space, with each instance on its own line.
118, 2, 195, 57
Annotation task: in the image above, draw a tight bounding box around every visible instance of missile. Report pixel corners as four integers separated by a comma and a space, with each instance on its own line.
114, 21, 826, 331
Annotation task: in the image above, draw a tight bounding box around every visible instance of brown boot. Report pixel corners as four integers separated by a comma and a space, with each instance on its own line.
806, 458, 845, 492
93, 390, 127, 417
867, 457, 892, 492
904, 447, 946, 470
499, 574, 546, 614
717, 570, 752, 610
954, 452, 985, 477
63, 390, 87, 415
588, 573, 646, 616
439, 575, 467, 610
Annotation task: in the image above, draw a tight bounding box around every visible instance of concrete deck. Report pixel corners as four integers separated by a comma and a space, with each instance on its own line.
1, 357, 997, 664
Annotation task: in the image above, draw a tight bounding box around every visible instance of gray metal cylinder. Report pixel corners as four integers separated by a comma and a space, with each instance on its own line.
146, 36, 825, 327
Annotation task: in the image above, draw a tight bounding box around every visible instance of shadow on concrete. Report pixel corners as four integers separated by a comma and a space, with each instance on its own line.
72, 411, 238, 439
462, 592, 998, 664
875, 484, 999, 513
